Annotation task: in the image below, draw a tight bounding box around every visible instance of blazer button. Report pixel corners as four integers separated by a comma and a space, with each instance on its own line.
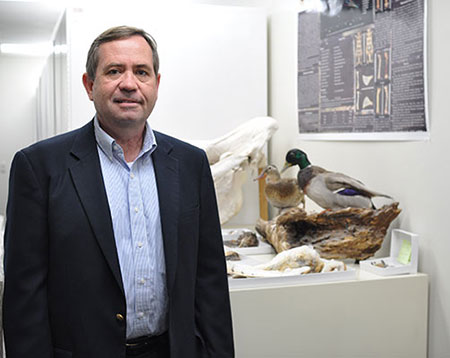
116, 313, 125, 322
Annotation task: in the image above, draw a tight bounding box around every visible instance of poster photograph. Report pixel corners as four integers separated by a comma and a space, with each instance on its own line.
297, 0, 428, 140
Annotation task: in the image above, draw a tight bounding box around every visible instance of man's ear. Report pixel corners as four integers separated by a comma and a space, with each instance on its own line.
156, 73, 161, 88
82, 73, 94, 101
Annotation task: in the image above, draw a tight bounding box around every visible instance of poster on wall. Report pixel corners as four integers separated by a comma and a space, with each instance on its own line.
297, 0, 428, 140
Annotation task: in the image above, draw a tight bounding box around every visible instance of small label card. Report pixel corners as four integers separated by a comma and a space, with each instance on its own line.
397, 239, 412, 265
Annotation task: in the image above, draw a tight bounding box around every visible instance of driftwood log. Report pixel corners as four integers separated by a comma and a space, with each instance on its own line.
256, 203, 401, 261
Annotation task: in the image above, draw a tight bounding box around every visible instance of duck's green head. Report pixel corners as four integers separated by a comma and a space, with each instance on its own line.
284, 149, 311, 170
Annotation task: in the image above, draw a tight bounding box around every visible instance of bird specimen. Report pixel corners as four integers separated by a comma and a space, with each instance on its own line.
255, 165, 305, 212
281, 149, 393, 210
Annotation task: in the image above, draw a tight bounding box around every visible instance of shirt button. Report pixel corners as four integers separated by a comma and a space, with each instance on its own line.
139, 278, 145, 285
134, 207, 139, 213
130, 172, 135, 179
138, 312, 144, 319
137, 242, 144, 248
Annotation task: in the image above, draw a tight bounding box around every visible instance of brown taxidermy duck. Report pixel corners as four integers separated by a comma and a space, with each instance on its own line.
281, 149, 393, 210
255, 165, 305, 212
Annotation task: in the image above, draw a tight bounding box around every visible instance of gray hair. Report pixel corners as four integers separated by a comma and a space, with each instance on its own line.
85, 25, 159, 80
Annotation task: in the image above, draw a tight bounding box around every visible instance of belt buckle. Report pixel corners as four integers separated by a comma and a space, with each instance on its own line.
126, 338, 150, 356
126, 335, 151, 347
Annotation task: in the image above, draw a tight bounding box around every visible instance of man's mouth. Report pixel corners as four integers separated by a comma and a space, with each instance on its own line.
114, 98, 141, 104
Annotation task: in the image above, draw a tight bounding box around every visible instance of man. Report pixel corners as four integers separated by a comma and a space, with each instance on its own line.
3, 26, 234, 358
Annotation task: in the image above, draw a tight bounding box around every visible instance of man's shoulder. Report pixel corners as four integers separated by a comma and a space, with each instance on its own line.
22, 121, 93, 157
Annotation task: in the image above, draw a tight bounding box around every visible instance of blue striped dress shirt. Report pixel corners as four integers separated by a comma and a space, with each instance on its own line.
94, 118, 168, 339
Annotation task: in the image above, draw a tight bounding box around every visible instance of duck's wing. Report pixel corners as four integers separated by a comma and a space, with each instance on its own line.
323, 171, 392, 199
273, 179, 302, 196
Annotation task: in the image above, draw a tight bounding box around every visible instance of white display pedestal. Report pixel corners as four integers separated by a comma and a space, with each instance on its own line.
229, 269, 428, 358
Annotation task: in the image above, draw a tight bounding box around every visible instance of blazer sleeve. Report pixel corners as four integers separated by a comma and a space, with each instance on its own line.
3, 150, 53, 357
194, 151, 234, 358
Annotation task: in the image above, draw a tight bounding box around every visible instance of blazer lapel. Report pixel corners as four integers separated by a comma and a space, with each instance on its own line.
68, 122, 124, 295
152, 132, 179, 295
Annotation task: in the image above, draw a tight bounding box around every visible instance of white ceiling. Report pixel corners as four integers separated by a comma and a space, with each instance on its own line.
0, 1, 64, 44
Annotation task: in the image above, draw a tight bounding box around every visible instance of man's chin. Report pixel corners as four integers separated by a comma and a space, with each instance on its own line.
97, 111, 149, 131
115, 116, 147, 127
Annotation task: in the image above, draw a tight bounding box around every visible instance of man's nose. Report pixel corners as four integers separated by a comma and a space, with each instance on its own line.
119, 71, 138, 91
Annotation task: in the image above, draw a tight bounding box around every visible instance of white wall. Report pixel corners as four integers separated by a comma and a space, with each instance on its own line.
268, 0, 449, 357
65, 4, 267, 140
0, 55, 45, 215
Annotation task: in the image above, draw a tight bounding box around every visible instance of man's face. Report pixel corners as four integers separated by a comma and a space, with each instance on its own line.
83, 35, 160, 132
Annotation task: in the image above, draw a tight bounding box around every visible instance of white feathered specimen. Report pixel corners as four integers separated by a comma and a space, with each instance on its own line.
227, 245, 347, 278
191, 117, 278, 224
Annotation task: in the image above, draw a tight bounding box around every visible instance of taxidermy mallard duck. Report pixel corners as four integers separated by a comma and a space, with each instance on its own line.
281, 149, 393, 210
255, 165, 305, 212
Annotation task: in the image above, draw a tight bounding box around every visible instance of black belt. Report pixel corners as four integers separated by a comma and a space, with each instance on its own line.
126, 332, 169, 356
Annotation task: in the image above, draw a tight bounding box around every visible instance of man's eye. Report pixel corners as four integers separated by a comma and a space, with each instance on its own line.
137, 70, 148, 76
107, 69, 120, 75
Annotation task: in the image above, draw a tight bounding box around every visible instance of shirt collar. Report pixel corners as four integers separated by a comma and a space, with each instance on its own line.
94, 116, 157, 162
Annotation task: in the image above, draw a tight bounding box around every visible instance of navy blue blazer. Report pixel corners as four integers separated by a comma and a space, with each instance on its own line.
3, 120, 234, 358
